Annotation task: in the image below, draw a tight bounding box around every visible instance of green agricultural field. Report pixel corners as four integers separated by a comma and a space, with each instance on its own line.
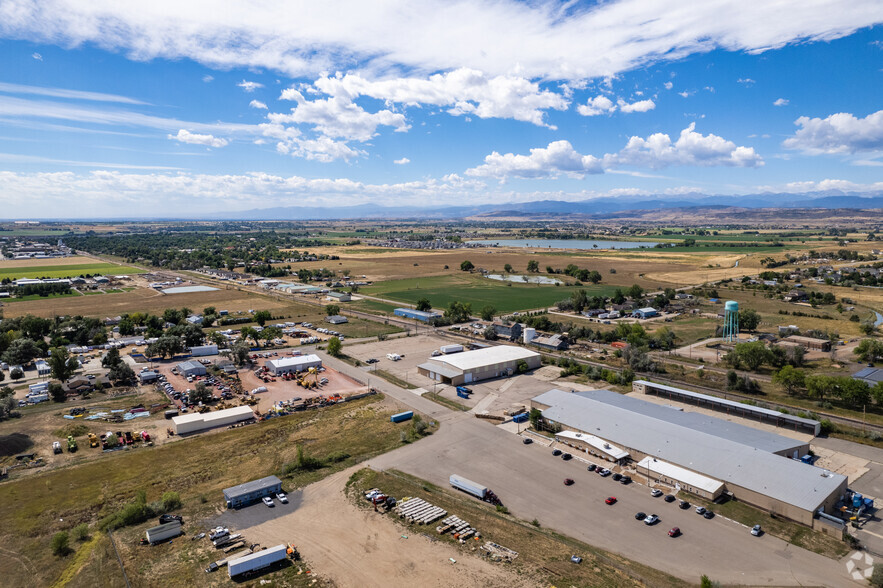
363, 274, 617, 313
0, 263, 146, 281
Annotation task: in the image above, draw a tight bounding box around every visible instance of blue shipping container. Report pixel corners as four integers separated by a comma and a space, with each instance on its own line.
391, 411, 414, 423
512, 413, 529, 423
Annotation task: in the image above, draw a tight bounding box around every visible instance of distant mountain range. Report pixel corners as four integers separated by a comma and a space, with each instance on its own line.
211, 191, 883, 220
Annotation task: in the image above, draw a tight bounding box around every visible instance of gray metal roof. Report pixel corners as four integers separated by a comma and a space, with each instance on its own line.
534, 389, 845, 512
573, 388, 803, 454
223, 475, 282, 500
635, 380, 820, 428
854, 367, 883, 383
177, 360, 204, 372
416, 361, 462, 379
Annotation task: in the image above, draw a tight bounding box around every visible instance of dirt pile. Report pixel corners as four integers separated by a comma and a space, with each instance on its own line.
0, 433, 34, 457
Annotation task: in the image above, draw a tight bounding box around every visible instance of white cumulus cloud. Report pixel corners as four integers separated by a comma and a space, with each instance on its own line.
783, 110, 883, 153
774, 98, 789, 106
664, 82, 673, 90
618, 98, 655, 113
394, 157, 410, 165
31, 52, 42, 61
237, 80, 263, 92
168, 129, 228, 148
249, 99, 268, 109
467, 124, 762, 179
466, 140, 603, 179
577, 95, 615, 116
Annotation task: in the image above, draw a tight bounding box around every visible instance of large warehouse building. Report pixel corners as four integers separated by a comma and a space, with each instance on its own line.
172, 405, 254, 435
532, 388, 846, 527
417, 345, 540, 385
266, 354, 322, 376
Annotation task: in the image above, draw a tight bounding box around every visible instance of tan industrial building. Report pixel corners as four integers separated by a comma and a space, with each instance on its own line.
417, 345, 540, 385
532, 389, 846, 526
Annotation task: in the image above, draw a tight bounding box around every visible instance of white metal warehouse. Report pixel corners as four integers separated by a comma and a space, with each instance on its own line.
266, 354, 322, 375
417, 345, 540, 385
532, 388, 846, 527
172, 405, 254, 435
176, 360, 207, 377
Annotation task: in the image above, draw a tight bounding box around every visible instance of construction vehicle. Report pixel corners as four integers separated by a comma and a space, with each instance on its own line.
52, 441, 62, 454
140, 431, 152, 445
125, 432, 135, 445
88, 433, 99, 448
67, 435, 78, 453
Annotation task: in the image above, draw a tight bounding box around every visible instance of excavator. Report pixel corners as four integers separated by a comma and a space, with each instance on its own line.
298, 367, 319, 389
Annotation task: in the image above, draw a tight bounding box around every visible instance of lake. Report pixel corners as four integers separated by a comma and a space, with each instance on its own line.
469, 238, 659, 250
486, 274, 563, 285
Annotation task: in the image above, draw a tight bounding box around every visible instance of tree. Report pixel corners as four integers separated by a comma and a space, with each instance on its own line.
460, 260, 474, 272
528, 407, 542, 429
109, 362, 135, 385
229, 340, 251, 366
72, 523, 90, 542
517, 360, 529, 374
10, 367, 23, 381
444, 301, 472, 323
325, 304, 340, 317
415, 298, 432, 312
861, 322, 877, 336
118, 317, 135, 336
730, 341, 772, 372
571, 289, 589, 313
855, 339, 883, 364
49, 382, 66, 402
483, 326, 498, 341
805, 374, 835, 401
772, 365, 806, 396
480, 305, 496, 321
239, 327, 261, 348
739, 309, 761, 333
203, 306, 216, 317
326, 336, 342, 357
526, 260, 539, 273
50, 531, 70, 556
48, 347, 79, 382
587, 270, 602, 284
2, 337, 41, 366
101, 347, 121, 369
253, 310, 272, 327
503, 263, 513, 273
612, 289, 625, 305
190, 382, 213, 404
625, 284, 644, 300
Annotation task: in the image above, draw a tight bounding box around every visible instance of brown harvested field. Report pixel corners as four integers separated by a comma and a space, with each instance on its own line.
283, 245, 698, 289
2, 286, 290, 319
0, 255, 98, 268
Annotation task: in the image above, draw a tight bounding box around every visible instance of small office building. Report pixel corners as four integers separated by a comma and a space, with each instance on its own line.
223, 475, 283, 508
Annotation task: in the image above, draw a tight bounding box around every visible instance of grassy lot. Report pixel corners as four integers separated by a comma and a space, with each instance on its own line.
422, 391, 470, 411
0, 395, 421, 587
6, 291, 84, 302
371, 369, 418, 390
683, 493, 850, 559
363, 274, 618, 313
347, 468, 684, 588
348, 297, 402, 315
0, 262, 146, 281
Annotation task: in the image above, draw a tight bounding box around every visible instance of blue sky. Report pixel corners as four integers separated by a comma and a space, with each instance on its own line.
0, 1, 881, 218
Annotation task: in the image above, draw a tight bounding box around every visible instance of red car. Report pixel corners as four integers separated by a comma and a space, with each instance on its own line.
668, 527, 681, 537
564, 478, 574, 486
605, 496, 617, 505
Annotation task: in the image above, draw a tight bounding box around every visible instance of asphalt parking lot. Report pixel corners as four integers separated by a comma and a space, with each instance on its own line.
210, 491, 302, 532
367, 414, 859, 587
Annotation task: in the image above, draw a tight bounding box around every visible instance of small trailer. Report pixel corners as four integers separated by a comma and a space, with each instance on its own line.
228, 544, 287, 578
390, 411, 414, 423
145, 521, 183, 545
440, 344, 464, 354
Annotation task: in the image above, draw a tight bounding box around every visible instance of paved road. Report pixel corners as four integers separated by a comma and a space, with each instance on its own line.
320, 351, 861, 586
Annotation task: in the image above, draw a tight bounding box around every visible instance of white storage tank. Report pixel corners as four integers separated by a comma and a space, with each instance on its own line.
523, 327, 536, 343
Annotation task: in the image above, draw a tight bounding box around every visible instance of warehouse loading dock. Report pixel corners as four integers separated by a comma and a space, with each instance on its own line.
532, 388, 846, 526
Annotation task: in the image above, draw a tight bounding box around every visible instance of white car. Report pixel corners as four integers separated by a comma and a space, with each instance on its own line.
651, 489, 663, 497
751, 524, 762, 536
276, 492, 288, 504
262, 496, 274, 507
643, 514, 659, 525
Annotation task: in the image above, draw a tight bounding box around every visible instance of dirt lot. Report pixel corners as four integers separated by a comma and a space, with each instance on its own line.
242, 357, 367, 412
238, 467, 536, 588
0, 385, 175, 477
